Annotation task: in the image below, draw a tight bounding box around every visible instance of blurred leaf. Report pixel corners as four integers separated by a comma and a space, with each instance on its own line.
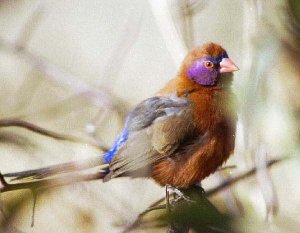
0, 190, 32, 232
159, 188, 234, 233
288, 0, 300, 21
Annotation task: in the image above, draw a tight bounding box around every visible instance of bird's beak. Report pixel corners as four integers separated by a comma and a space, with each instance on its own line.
219, 58, 239, 73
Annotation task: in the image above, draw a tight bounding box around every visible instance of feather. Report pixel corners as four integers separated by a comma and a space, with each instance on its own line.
103, 95, 196, 181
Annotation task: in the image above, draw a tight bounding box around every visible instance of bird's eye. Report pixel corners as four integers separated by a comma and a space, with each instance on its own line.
204, 61, 214, 68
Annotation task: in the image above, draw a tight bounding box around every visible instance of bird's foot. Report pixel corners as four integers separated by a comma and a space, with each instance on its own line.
165, 185, 196, 205
172, 189, 194, 203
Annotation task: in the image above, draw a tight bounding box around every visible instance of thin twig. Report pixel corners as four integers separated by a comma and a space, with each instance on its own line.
188, 0, 208, 15
0, 38, 117, 110
0, 173, 7, 189
122, 204, 166, 233
180, 0, 194, 49
255, 145, 278, 220
166, 186, 170, 213
205, 158, 284, 196
217, 165, 236, 171
3, 156, 106, 180
8, 0, 116, 110
30, 191, 38, 227
0, 118, 103, 150
1, 171, 106, 193
0, 118, 82, 142
214, 172, 243, 216
15, 0, 44, 49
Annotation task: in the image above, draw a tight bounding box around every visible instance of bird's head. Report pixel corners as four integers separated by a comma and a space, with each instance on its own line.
181, 43, 238, 87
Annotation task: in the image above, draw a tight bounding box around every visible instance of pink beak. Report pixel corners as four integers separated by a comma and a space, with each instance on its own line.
219, 58, 239, 73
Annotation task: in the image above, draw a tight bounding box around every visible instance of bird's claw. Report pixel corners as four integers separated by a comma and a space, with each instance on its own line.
166, 185, 196, 205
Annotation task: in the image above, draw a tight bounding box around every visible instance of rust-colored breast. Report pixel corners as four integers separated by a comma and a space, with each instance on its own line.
151, 77, 236, 188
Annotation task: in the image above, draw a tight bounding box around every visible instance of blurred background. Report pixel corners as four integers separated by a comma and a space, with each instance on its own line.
0, 0, 299, 232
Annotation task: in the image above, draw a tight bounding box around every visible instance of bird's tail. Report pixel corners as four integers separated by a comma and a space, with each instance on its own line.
3, 155, 108, 181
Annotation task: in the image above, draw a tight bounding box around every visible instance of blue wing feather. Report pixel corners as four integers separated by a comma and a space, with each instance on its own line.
103, 95, 191, 164
103, 118, 130, 163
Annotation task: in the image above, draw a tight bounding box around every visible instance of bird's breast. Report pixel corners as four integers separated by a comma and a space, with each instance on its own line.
151, 89, 237, 188
188, 91, 229, 131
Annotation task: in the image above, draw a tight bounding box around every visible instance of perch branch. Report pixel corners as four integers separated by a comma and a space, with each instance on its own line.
2, 157, 285, 193
0, 157, 287, 233
121, 157, 286, 233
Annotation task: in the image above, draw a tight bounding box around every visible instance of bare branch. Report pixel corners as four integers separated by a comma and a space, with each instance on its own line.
255, 146, 278, 220
205, 158, 285, 196
30, 191, 38, 227
0, 118, 81, 142
3, 156, 105, 180
0, 118, 105, 151
0, 0, 117, 110
213, 172, 243, 216
122, 204, 166, 233
0, 38, 117, 111
217, 165, 236, 171
15, 1, 44, 49
179, 0, 195, 49
0, 117, 109, 180
1, 171, 106, 193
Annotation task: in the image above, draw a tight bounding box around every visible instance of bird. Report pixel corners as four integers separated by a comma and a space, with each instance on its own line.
102, 42, 239, 189
4, 43, 238, 190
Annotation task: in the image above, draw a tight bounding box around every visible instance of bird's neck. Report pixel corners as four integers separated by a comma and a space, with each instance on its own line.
159, 72, 231, 97
157, 71, 236, 134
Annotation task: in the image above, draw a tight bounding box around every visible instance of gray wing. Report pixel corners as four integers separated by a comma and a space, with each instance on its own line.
104, 95, 195, 181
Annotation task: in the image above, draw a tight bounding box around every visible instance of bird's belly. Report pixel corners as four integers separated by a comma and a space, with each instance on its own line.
150, 132, 234, 188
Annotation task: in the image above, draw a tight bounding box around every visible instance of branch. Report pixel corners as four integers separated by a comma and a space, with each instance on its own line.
0, 37, 117, 111
0, 3, 118, 153
0, 0, 117, 110
0, 118, 108, 179
15, 0, 44, 49
3, 156, 105, 180
0, 157, 287, 233
148, 0, 188, 68
1, 171, 106, 193
2, 156, 286, 193
0, 118, 107, 153
0, 118, 88, 143
121, 157, 287, 233
205, 158, 283, 196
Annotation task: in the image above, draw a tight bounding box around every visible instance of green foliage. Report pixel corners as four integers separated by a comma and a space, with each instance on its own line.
289, 0, 300, 21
